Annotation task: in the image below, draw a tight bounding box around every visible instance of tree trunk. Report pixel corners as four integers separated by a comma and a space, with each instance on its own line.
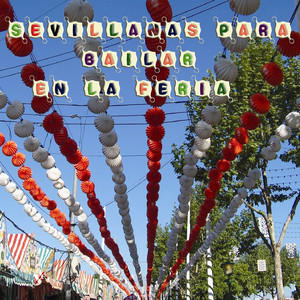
274, 246, 285, 300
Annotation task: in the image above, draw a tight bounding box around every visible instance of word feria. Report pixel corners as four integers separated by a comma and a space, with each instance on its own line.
32, 79, 230, 100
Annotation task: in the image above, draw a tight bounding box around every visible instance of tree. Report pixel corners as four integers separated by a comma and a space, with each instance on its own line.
171, 38, 300, 300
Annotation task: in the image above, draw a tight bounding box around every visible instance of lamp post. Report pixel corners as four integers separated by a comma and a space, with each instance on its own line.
221, 261, 234, 300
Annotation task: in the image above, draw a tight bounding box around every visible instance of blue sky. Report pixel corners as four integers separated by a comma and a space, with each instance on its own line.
0, 0, 299, 296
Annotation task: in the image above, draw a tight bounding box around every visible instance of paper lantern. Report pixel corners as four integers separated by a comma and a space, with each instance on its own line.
2, 141, 17, 156
81, 180, 95, 193
285, 111, 300, 129
209, 180, 221, 192
57, 187, 71, 200
145, 107, 165, 126
47, 200, 57, 210
195, 137, 211, 152
214, 57, 238, 82
191, 145, 205, 159
261, 146, 276, 160
12, 152, 25, 167
14, 120, 34, 137
148, 160, 161, 172
209, 168, 223, 181
53, 126, 68, 146
261, 62, 283, 86
275, 124, 292, 140
18, 166, 32, 180
6, 100, 24, 119
182, 165, 198, 177
184, 153, 198, 166
235, 127, 249, 144
277, 31, 300, 57
31, 93, 53, 114
240, 111, 259, 130
0, 133, 4, 147
147, 150, 162, 162
99, 131, 117, 147
23, 178, 36, 191
67, 149, 83, 164
145, 27, 166, 53
194, 120, 213, 139
247, 168, 261, 180
243, 176, 256, 189
94, 113, 114, 133
88, 95, 110, 114
0, 91, 7, 109
0, 2, 14, 32
145, 60, 170, 83
220, 29, 248, 53
147, 139, 162, 153
60, 139, 78, 157
75, 156, 89, 170
106, 155, 122, 168
64, 0, 94, 25
209, 86, 229, 106
41, 155, 56, 169
269, 135, 281, 152
227, 138, 243, 154
147, 171, 162, 184
249, 93, 270, 114
229, 0, 260, 15
147, 182, 160, 193
222, 147, 237, 161
53, 178, 65, 189
46, 167, 61, 181
5, 32, 33, 57
74, 36, 102, 58
146, 125, 165, 141
145, 86, 167, 107
84, 69, 105, 90
102, 144, 120, 159
146, 0, 172, 24
40, 196, 49, 207
5, 181, 16, 193
21, 63, 45, 87
43, 112, 63, 133
112, 173, 126, 185
217, 159, 230, 172
114, 183, 127, 195
179, 175, 194, 188
32, 147, 49, 163
24, 136, 39, 152
201, 105, 222, 125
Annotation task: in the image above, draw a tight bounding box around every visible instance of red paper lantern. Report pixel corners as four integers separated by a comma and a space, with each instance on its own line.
18, 166, 32, 180
54, 126, 69, 145
209, 180, 221, 192
240, 111, 260, 130
146, 182, 160, 193
147, 139, 162, 153
74, 156, 89, 171
227, 138, 243, 155
145, 27, 167, 53
261, 62, 283, 86
2, 141, 17, 156
146, 150, 162, 162
47, 200, 57, 210
5, 32, 33, 57
235, 127, 249, 144
147, 206, 158, 220
21, 63, 45, 87
11, 152, 25, 166
76, 169, 91, 181
35, 191, 45, 201
146, 171, 162, 183
208, 168, 223, 181
0, 133, 5, 146
204, 187, 216, 199
145, 86, 167, 107
23, 178, 36, 191
204, 198, 216, 209
43, 112, 64, 134
49, 208, 60, 219
249, 93, 270, 114
29, 186, 40, 197
145, 60, 170, 83
145, 107, 166, 126
31, 93, 53, 114
146, 125, 165, 141
196, 215, 206, 227
40, 196, 50, 207
67, 149, 82, 164
60, 139, 78, 157
277, 31, 300, 57
222, 147, 237, 161
81, 180, 95, 194
146, 0, 172, 24
0, 3, 14, 32
216, 159, 230, 172
147, 160, 161, 171
100, 227, 110, 238
147, 191, 159, 203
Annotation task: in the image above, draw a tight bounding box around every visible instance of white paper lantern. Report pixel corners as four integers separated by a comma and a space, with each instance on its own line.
180, 186, 194, 196
78, 220, 88, 229
24, 136, 40, 152
74, 37, 102, 58
175, 215, 185, 225
18, 195, 28, 205
106, 155, 122, 168
220, 29, 248, 52
201, 105, 222, 125
115, 193, 128, 204
58, 187, 71, 200
285, 111, 300, 129
0, 91, 7, 109
37, 218, 45, 227
179, 175, 194, 188
32, 147, 49, 163
110, 164, 123, 174
47, 167, 62, 181
69, 202, 80, 212
99, 131, 117, 147
64, 0, 94, 24
275, 124, 292, 140
118, 201, 128, 210
5, 181, 16, 193
209, 85, 229, 105
191, 145, 206, 159
53, 178, 65, 189
194, 120, 213, 139
41, 155, 56, 169
114, 183, 127, 194
119, 208, 129, 217
42, 222, 50, 232
14, 120, 34, 137
182, 164, 198, 178
179, 203, 189, 213
195, 137, 211, 152
6, 100, 24, 119
261, 146, 276, 160
29, 206, 37, 217
184, 153, 198, 166
112, 173, 126, 184
0, 173, 9, 186
122, 215, 131, 226
214, 57, 238, 82
32, 212, 42, 222
73, 206, 83, 216
247, 168, 261, 180
269, 135, 281, 152
232, 194, 243, 205
87, 95, 110, 114
102, 144, 120, 159
243, 176, 256, 189
77, 212, 87, 222
24, 203, 32, 215
238, 187, 248, 199
229, 0, 260, 15
95, 113, 114, 133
